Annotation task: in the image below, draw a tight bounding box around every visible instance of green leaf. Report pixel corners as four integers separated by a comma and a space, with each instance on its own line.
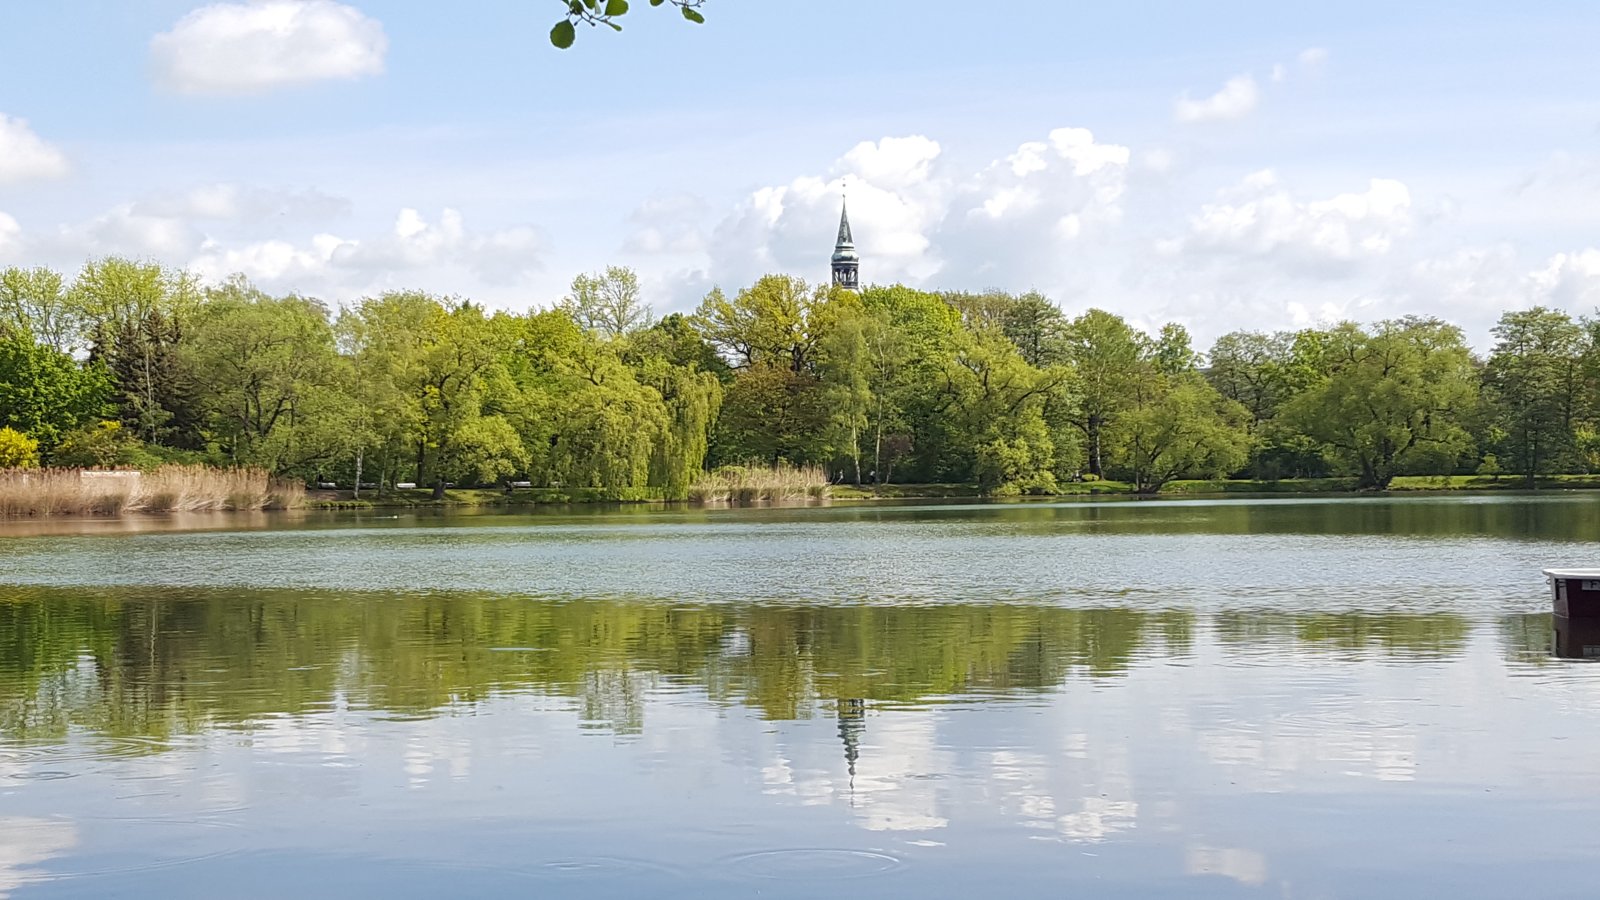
604, 0, 629, 15
649, 0, 664, 5
550, 19, 576, 49
681, 6, 704, 23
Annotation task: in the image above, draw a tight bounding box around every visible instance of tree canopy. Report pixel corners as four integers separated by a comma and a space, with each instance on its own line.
6, 257, 1600, 495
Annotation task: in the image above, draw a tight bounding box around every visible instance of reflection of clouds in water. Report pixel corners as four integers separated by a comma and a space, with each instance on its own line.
0, 817, 76, 899
849, 713, 949, 833
403, 719, 473, 789
988, 735, 1140, 844
1185, 844, 1267, 886
761, 710, 950, 832
1057, 797, 1139, 842
1196, 709, 1419, 787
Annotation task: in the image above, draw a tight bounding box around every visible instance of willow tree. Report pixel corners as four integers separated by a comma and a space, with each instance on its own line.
513, 310, 671, 492
1112, 370, 1252, 493
1282, 318, 1478, 489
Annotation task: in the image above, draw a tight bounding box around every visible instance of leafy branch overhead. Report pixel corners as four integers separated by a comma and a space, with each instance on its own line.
551, 0, 706, 49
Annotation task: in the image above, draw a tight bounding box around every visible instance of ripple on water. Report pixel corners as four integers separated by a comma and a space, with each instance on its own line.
720, 848, 904, 880
538, 856, 683, 879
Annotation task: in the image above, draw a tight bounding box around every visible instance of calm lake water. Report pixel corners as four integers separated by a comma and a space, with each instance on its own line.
1, 495, 1597, 898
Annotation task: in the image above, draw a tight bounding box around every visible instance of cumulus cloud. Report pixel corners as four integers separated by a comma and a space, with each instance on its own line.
706, 128, 1129, 296
1178, 170, 1413, 266
0, 115, 70, 184
1527, 249, 1600, 308
622, 193, 710, 255
1174, 75, 1260, 124
150, 0, 387, 95
188, 207, 544, 289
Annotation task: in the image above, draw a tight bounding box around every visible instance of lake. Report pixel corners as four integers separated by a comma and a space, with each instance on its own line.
0, 494, 1597, 898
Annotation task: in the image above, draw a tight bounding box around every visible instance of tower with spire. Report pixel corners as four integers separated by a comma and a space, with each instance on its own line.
830, 194, 860, 290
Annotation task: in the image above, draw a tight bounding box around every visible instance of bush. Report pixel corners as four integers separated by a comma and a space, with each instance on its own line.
50, 421, 146, 469
0, 428, 40, 469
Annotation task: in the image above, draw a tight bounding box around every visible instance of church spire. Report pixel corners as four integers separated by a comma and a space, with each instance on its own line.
830, 192, 860, 289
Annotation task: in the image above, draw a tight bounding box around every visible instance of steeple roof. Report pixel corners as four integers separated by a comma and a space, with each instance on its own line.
831, 196, 859, 265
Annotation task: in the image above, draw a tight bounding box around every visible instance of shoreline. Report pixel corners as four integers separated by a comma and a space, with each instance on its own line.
300, 474, 1600, 510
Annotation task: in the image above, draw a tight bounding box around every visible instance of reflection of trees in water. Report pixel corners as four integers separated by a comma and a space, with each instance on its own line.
1500, 613, 1569, 664
0, 588, 1475, 745
1213, 610, 1471, 658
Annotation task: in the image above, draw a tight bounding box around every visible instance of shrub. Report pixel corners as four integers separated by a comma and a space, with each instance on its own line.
0, 428, 40, 469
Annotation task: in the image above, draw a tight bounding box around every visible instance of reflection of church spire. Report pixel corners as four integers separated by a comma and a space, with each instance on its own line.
837, 698, 866, 799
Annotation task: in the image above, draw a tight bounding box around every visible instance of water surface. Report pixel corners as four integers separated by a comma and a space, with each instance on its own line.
1, 495, 1597, 897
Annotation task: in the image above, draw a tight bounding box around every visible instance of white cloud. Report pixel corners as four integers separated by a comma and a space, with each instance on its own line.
133, 183, 350, 222
1174, 75, 1260, 124
0, 115, 69, 184
1528, 248, 1600, 308
150, 0, 387, 95
0, 213, 19, 256
188, 207, 544, 290
622, 194, 710, 255
1180, 170, 1413, 265
1298, 47, 1331, 68
42, 204, 202, 259
705, 127, 1129, 296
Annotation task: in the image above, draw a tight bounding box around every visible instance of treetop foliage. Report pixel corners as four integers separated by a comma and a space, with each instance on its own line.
2, 256, 1598, 494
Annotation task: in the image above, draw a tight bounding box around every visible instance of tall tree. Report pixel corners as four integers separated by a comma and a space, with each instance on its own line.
1483, 307, 1585, 484
183, 279, 343, 470
1061, 309, 1145, 477
0, 267, 87, 355
560, 266, 653, 338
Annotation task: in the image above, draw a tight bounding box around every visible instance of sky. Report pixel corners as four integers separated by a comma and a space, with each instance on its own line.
1, 0, 1598, 349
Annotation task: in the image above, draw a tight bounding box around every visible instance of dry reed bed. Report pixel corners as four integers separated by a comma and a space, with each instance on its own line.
0, 466, 305, 517
688, 464, 830, 504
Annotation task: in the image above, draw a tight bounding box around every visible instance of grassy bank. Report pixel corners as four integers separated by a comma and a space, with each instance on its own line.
0, 466, 305, 517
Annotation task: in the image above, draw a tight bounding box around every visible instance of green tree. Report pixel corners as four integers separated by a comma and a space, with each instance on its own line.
0, 267, 86, 354
183, 278, 343, 470
1484, 307, 1586, 483
1000, 292, 1068, 368
0, 329, 109, 449
560, 266, 653, 338
1282, 318, 1478, 489
1062, 309, 1145, 477
1111, 371, 1252, 493
695, 275, 855, 374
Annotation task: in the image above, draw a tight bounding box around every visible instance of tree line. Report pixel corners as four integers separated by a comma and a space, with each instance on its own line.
0, 257, 1596, 494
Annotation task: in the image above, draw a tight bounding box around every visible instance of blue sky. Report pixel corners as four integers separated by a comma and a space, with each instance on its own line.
1, 0, 1598, 345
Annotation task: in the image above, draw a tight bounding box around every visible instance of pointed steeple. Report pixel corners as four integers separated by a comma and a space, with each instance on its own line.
830, 192, 860, 289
